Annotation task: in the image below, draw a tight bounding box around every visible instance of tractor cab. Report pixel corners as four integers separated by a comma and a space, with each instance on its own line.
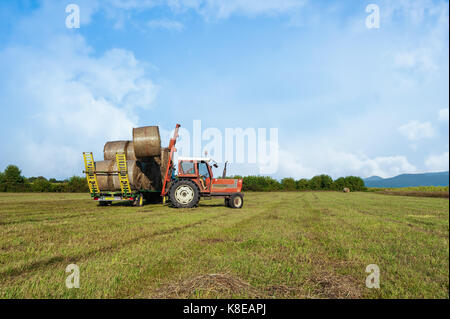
177, 157, 215, 192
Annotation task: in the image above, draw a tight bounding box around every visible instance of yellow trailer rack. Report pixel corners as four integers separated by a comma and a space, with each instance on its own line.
82, 152, 146, 206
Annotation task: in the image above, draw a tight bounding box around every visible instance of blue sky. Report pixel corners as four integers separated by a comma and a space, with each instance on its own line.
0, 0, 448, 180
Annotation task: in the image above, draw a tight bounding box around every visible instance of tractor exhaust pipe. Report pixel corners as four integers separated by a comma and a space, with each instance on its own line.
222, 161, 228, 179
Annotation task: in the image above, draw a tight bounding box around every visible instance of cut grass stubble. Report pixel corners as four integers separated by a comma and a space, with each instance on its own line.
0, 192, 448, 298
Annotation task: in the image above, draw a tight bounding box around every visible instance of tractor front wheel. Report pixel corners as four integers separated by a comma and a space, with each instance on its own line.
229, 194, 243, 209
169, 179, 200, 208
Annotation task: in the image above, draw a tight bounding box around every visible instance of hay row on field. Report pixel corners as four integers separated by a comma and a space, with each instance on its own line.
152, 273, 261, 298
149, 271, 360, 299
375, 190, 449, 198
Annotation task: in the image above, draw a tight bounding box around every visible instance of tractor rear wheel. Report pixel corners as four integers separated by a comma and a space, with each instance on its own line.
229, 194, 243, 209
169, 179, 200, 208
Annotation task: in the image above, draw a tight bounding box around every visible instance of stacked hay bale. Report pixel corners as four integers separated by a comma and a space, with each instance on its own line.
95, 126, 167, 192
132, 126, 161, 158
103, 141, 137, 161
95, 160, 155, 191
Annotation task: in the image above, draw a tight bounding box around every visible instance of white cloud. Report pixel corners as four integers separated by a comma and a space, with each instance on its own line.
389, 1, 449, 80
20, 142, 82, 180
439, 108, 449, 122
160, 0, 306, 19
382, 0, 448, 25
277, 147, 416, 179
103, 0, 306, 20
398, 120, 435, 140
147, 19, 184, 31
393, 49, 438, 74
425, 151, 449, 171
108, 0, 158, 10
1, 32, 158, 178
81, 0, 306, 31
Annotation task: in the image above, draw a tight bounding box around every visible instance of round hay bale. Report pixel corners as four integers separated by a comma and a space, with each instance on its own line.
141, 157, 164, 191
103, 141, 136, 161
95, 160, 115, 191
94, 160, 158, 191
133, 126, 161, 159
343, 187, 350, 193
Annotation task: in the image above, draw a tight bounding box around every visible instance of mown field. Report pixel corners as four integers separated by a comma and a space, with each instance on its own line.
369, 186, 449, 192
0, 192, 448, 299
368, 186, 449, 198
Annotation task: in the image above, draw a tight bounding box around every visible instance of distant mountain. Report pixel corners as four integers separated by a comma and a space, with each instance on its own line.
364, 171, 449, 188
364, 176, 383, 182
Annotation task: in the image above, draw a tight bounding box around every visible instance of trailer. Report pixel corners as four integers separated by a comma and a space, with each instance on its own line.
82, 151, 155, 206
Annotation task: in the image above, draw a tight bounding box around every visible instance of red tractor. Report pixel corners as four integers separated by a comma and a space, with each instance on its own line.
161, 124, 244, 209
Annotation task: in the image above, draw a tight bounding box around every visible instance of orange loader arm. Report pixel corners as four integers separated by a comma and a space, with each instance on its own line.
161, 124, 180, 196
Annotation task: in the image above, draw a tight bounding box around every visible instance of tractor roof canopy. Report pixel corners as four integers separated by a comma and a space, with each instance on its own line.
178, 157, 211, 162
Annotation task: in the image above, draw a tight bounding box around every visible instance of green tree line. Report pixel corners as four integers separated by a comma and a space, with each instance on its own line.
0, 165, 89, 193
232, 174, 366, 192
0, 164, 366, 193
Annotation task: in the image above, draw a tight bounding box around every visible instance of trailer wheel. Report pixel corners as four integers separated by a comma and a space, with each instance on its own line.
98, 201, 111, 206
224, 198, 230, 207
229, 194, 243, 209
133, 194, 144, 207
169, 179, 200, 208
